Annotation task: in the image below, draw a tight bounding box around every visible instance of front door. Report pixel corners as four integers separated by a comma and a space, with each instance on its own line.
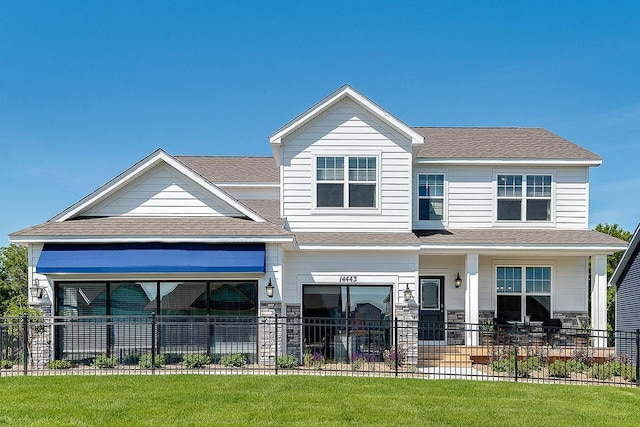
418, 276, 445, 341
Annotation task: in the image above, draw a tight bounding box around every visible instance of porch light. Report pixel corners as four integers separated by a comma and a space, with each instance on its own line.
403, 284, 413, 302
455, 273, 462, 288
30, 278, 44, 299
265, 279, 274, 298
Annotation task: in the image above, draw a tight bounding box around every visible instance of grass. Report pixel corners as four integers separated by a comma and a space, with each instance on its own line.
1, 375, 640, 426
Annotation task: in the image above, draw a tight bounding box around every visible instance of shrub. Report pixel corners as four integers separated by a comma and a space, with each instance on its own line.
548, 359, 586, 378
622, 364, 637, 382
0, 360, 14, 369
383, 346, 407, 368
47, 359, 72, 370
221, 353, 247, 368
182, 353, 211, 369
277, 353, 299, 369
588, 363, 613, 380
94, 354, 118, 369
139, 353, 165, 369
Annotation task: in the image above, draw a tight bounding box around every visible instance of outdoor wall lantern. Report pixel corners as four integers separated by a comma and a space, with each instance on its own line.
454, 273, 463, 288
265, 278, 274, 298
403, 284, 413, 302
30, 278, 44, 299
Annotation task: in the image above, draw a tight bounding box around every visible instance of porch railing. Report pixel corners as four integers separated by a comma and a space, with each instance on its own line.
1, 314, 639, 387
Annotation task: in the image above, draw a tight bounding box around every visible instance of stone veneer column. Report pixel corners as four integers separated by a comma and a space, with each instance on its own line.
395, 301, 419, 366
285, 305, 302, 361
446, 311, 466, 345
259, 302, 282, 365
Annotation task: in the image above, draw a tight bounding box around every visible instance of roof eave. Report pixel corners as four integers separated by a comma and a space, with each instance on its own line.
414, 158, 603, 166
610, 223, 640, 286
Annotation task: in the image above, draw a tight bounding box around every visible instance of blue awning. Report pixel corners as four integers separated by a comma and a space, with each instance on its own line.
36, 243, 265, 274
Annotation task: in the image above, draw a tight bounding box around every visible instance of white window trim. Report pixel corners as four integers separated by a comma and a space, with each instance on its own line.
493, 170, 556, 227
492, 262, 554, 322
415, 170, 448, 228
312, 153, 382, 214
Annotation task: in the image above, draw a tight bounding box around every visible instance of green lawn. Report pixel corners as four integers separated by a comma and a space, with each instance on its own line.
1, 375, 639, 426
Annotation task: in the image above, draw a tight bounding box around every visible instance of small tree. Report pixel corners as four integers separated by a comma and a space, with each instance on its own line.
0, 244, 28, 316
594, 223, 633, 331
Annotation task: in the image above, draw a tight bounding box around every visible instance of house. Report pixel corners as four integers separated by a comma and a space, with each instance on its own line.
610, 223, 640, 362
9, 85, 627, 365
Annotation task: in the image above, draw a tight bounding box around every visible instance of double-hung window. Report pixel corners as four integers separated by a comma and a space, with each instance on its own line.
496, 266, 551, 322
418, 174, 444, 220
316, 156, 377, 208
497, 174, 551, 221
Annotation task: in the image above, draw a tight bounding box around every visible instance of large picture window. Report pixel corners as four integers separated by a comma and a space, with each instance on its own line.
497, 174, 551, 221
496, 266, 551, 322
316, 156, 377, 208
418, 174, 444, 220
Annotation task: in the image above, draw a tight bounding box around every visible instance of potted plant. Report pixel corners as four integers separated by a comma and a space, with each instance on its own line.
481, 321, 496, 346
575, 317, 590, 347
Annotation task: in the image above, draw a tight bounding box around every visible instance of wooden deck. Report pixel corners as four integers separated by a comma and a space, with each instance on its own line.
418, 345, 616, 368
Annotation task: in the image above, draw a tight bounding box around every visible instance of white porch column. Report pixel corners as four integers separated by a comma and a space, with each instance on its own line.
464, 253, 479, 346
591, 254, 608, 348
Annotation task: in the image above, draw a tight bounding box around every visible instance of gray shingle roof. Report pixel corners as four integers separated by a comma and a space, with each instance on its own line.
294, 232, 420, 245
416, 229, 627, 247
175, 156, 279, 183
10, 216, 291, 239
412, 127, 601, 161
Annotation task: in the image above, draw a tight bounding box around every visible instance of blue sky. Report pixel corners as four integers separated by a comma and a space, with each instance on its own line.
1, 1, 639, 245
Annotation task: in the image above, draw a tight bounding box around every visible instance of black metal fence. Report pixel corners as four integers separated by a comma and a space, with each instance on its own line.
1, 314, 639, 387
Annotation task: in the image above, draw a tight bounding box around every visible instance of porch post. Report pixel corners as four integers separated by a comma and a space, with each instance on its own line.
464, 253, 479, 346
591, 254, 608, 348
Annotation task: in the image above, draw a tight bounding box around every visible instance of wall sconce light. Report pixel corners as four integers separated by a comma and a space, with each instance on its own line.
403, 284, 413, 302
454, 273, 462, 288
30, 278, 44, 299
265, 278, 274, 298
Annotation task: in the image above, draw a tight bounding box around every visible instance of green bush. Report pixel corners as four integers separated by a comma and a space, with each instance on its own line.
588, 363, 613, 380
139, 353, 165, 369
276, 353, 299, 369
622, 364, 637, 382
182, 353, 211, 369
0, 359, 14, 369
221, 353, 247, 368
490, 357, 539, 377
47, 359, 72, 370
547, 359, 586, 377
94, 354, 118, 369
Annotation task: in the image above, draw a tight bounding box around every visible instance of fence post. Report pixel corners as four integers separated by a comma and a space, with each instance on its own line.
513, 342, 518, 382
151, 312, 156, 375
274, 313, 279, 375
22, 314, 28, 376
635, 329, 639, 388
394, 317, 398, 377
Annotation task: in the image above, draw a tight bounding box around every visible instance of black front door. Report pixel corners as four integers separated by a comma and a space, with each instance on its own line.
418, 276, 445, 341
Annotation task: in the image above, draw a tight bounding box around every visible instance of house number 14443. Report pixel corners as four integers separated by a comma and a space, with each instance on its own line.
339, 276, 357, 283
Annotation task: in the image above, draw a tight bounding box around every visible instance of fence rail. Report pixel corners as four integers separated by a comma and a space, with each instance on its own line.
1, 314, 639, 387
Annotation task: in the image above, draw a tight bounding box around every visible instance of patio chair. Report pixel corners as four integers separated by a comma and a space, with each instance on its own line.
493, 317, 514, 344
541, 318, 563, 347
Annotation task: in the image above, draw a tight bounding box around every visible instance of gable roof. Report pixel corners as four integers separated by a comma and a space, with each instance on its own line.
269, 85, 424, 164
175, 156, 279, 183
610, 223, 640, 286
50, 149, 266, 223
413, 127, 602, 165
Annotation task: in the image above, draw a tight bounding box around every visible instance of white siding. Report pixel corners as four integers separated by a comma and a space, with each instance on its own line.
281, 98, 413, 232
283, 250, 418, 305
555, 167, 589, 229
85, 164, 243, 217
413, 165, 590, 230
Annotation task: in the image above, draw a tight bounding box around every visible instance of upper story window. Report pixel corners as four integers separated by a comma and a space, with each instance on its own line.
497, 174, 551, 221
418, 174, 444, 220
316, 156, 377, 208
